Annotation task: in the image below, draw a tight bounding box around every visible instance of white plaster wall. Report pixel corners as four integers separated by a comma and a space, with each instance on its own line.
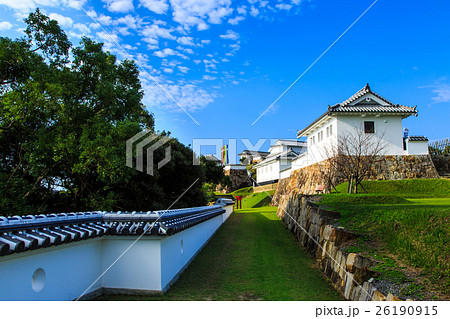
337, 115, 404, 155
101, 237, 162, 291
407, 141, 429, 155
160, 214, 224, 291
256, 161, 280, 183
0, 207, 234, 300
305, 117, 338, 166
291, 153, 309, 170
0, 239, 102, 301
280, 168, 292, 180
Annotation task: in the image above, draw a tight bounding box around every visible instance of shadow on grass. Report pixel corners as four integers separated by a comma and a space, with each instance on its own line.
96, 207, 342, 301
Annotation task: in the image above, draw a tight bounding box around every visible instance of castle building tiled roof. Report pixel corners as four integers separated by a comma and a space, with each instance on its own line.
328, 84, 417, 115
298, 84, 418, 138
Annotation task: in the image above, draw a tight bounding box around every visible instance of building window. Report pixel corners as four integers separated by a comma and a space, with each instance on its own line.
364, 121, 375, 134
326, 127, 329, 137
318, 131, 323, 142
329, 125, 333, 136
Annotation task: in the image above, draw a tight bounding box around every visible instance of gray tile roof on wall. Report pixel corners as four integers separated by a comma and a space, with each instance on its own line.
0, 201, 232, 257
408, 136, 428, 141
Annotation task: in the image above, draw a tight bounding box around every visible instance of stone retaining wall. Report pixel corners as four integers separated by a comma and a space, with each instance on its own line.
277, 194, 403, 301
431, 155, 450, 177
224, 168, 251, 191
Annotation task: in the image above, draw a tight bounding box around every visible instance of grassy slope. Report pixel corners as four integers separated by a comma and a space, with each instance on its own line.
319, 179, 450, 297
98, 207, 341, 301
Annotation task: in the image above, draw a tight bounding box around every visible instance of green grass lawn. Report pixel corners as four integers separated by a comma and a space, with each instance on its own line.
97, 206, 341, 301
319, 179, 450, 297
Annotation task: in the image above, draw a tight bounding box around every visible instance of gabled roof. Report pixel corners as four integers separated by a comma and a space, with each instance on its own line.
273, 139, 307, 147
203, 154, 221, 162
328, 84, 417, 114
254, 148, 299, 168
298, 84, 418, 138
238, 150, 270, 156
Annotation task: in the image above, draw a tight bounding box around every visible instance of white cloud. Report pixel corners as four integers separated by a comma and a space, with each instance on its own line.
220, 30, 239, 40
154, 48, 183, 58
97, 31, 120, 44
140, 0, 169, 14
117, 15, 142, 29
74, 23, 90, 34
141, 23, 175, 45
178, 66, 189, 73
276, 3, 292, 11
237, 6, 247, 15
143, 80, 215, 112
49, 13, 73, 28
201, 39, 211, 45
0, 0, 87, 11
228, 16, 245, 25
169, 0, 233, 30
420, 79, 450, 103
202, 75, 216, 80
0, 21, 13, 30
250, 6, 259, 17
103, 0, 134, 13
117, 27, 131, 36
208, 6, 233, 24
97, 14, 114, 26
177, 36, 195, 46
163, 68, 173, 73
122, 43, 137, 50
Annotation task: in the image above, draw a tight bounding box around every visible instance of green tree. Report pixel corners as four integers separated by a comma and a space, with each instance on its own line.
0, 9, 206, 214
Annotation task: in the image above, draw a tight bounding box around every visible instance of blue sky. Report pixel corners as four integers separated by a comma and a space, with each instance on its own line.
1, 0, 449, 163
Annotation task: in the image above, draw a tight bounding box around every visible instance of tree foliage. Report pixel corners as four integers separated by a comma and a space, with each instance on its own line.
0, 10, 206, 215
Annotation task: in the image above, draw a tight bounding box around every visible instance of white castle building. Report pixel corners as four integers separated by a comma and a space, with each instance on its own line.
255, 84, 429, 184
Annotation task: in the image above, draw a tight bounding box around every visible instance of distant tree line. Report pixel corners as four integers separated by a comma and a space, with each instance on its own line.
0, 9, 222, 215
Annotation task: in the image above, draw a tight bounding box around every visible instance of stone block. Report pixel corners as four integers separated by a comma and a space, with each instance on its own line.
386, 293, 402, 301
372, 289, 386, 301
344, 273, 355, 300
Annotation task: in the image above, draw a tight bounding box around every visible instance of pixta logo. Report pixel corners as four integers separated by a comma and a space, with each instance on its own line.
126, 130, 171, 176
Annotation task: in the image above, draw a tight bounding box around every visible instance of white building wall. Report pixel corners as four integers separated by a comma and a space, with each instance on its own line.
0, 205, 234, 300
256, 161, 280, 183
160, 214, 223, 291
304, 118, 338, 167
280, 168, 292, 180
337, 115, 404, 155
101, 238, 162, 291
0, 239, 102, 301
407, 140, 429, 155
